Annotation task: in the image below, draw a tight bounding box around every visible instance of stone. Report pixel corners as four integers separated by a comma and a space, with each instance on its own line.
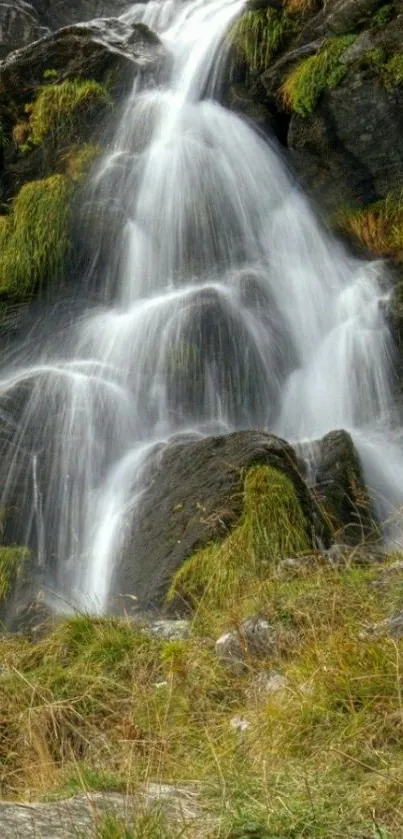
0, 1, 48, 59
287, 16, 403, 211
0, 786, 201, 838
0, 17, 167, 106
112, 430, 324, 610
215, 618, 278, 672
143, 619, 191, 641
325, 0, 384, 35
32, 0, 133, 32
304, 429, 380, 544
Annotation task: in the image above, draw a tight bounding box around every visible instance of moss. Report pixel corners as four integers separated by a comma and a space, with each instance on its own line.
335, 191, 403, 262
0, 546, 29, 600
0, 174, 72, 298
167, 464, 312, 611
372, 3, 394, 28
229, 8, 296, 74
382, 52, 403, 90
62, 142, 102, 182
25, 79, 111, 147
280, 34, 356, 116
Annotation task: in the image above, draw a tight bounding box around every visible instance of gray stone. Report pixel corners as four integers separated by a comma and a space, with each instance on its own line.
144, 619, 191, 641
0, 1, 48, 59
0, 786, 201, 838
215, 618, 278, 672
325, 0, 384, 35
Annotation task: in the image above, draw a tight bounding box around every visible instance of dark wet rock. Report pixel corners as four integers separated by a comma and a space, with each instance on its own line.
309, 429, 379, 543
113, 430, 326, 610
0, 1, 48, 59
0, 17, 166, 106
386, 281, 403, 388
325, 0, 384, 35
0, 18, 167, 206
32, 0, 133, 32
288, 69, 403, 210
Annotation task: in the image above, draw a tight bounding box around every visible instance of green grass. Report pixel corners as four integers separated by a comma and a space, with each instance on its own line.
280, 35, 356, 116
0, 174, 72, 297
25, 79, 111, 147
0, 555, 402, 837
0, 546, 28, 600
230, 8, 295, 74
166, 465, 312, 613
335, 191, 403, 262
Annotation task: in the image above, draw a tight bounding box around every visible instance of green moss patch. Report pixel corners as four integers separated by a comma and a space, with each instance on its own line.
25, 79, 111, 147
280, 34, 356, 116
0, 174, 72, 298
167, 464, 312, 611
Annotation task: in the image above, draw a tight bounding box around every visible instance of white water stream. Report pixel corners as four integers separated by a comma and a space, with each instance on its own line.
1, 0, 403, 613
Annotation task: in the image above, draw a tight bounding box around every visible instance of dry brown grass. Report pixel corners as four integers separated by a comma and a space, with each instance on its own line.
336, 193, 403, 262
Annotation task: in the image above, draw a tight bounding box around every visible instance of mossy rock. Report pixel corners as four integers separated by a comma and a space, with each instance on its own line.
167, 463, 313, 612
114, 430, 330, 612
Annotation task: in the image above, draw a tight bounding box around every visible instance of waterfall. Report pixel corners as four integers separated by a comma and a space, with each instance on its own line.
1, 0, 403, 614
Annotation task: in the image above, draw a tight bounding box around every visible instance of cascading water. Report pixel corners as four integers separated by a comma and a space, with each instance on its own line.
1, 0, 403, 614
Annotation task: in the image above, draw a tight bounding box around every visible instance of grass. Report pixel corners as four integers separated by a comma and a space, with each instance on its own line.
280, 35, 356, 116
0, 548, 402, 837
335, 192, 403, 262
166, 465, 312, 614
0, 174, 72, 298
229, 7, 296, 74
25, 79, 111, 147
0, 546, 28, 600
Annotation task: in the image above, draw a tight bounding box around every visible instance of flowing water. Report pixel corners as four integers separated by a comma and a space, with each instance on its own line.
1, 0, 403, 613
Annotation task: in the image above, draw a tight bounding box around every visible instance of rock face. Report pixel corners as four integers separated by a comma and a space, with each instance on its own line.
227, 0, 403, 219
0, 1, 48, 59
288, 17, 403, 209
32, 0, 133, 32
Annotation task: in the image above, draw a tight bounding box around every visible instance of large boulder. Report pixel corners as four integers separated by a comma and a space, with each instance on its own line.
113, 430, 325, 610
0, 17, 166, 108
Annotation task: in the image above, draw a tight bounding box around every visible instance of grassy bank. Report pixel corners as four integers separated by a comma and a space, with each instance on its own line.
1, 545, 403, 837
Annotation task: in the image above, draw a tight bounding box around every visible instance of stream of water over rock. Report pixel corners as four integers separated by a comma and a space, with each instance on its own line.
1, 0, 403, 613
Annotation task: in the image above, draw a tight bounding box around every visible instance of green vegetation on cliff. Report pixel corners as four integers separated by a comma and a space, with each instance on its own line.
25, 79, 111, 147
0, 174, 72, 297
335, 192, 403, 262
167, 464, 312, 611
230, 7, 295, 74
280, 34, 356, 116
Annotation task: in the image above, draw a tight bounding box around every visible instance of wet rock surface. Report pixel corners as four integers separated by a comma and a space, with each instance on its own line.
0, 1, 48, 59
